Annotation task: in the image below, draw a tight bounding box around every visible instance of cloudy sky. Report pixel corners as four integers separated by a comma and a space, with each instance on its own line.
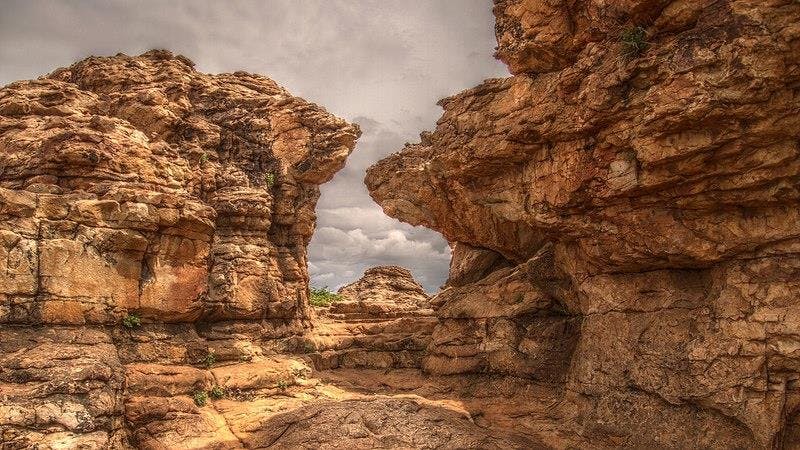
0, 0, 508, 291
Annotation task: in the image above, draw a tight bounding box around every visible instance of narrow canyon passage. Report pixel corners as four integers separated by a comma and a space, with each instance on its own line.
0, 50, 569, 449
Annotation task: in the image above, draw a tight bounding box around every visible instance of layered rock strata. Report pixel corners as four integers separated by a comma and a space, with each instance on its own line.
335, 265, 432, 318
0, 49, 360, 325
367, 1, 800, 448
0, 50, 361, 448
309, 266, 437, 370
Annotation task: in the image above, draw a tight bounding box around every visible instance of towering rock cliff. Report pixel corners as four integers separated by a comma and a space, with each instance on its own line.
367, 1, 800, 448
0, 51, 360, 448
0, 50, 359, 326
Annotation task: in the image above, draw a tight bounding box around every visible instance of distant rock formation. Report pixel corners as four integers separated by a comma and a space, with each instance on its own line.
309, 266, 436, 370
335, 265, 431, 317
367, 1, 800, 448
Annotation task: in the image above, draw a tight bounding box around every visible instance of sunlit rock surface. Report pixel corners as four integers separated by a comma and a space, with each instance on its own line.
308, 266, 436, 371
367, 1, 800, 448
0, 50, 362, 448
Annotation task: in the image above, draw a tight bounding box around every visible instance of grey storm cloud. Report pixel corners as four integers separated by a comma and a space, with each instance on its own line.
0, 0, 508, 292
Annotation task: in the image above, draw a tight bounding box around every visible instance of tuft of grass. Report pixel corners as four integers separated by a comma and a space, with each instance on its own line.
202, 351, 216, 368
209, 385, 225, 400
309, 286, 343, 307
122, 313, 141, 329
193, 390, 208, 407
620, 26, 649, 58
264, 172, 275, 187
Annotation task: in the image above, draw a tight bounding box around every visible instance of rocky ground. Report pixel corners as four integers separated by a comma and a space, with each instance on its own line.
1, 265, 579, 449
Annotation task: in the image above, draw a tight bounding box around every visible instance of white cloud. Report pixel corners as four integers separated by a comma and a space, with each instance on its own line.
314, 272, 336, 282
309, 226, 451, 292
308, 117, 454, 291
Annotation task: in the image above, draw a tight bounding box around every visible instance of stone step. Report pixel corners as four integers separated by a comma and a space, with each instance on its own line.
319, 312, 434, 321
308, 348, 426, 370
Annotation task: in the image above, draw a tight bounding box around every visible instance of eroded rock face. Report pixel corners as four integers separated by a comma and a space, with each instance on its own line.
0, 51, 359, 448
0, 50, 359, 325
336, 265, 431, 316
425, 244, 580, 381
309, 266, 436, 371
367, 1, 800, 448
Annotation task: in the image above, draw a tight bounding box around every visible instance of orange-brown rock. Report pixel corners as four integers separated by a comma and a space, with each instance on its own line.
0, 50, 359, 326
367, 1, 800, 448
0, 50, 360, 449
335, 265, 432, 318
308, 266, 437, 371
0, 51, 552, 450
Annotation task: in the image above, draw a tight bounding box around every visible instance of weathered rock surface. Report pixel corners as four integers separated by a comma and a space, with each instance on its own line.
120, 364, 560, 450
0, 52, 546, 450
0, 49, 359, 325
335, 265, 432, 317
309, 266, 437, 371
367, 1, 800, 448
5, 0, 800, 447
0, 50, 361, 448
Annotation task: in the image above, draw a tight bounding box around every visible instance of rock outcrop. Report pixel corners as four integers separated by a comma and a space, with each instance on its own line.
0, 50, 360, 448
0, 49, 359, 325
1, 51, 546, 450
367, 1, 800, 448
309, 266, 436, 370
335, 265, 432, 318
5, 1, 800, 447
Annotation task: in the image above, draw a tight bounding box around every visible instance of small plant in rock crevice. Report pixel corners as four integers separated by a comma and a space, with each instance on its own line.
209, 385, 225, 400
276, 379, 289, 390
620, 26, 649, 58
122, 313, 141, 329
193, 390, 208, 407
264, 172, 275, 188
202, 351, 217, 368
199, 152, 208, 165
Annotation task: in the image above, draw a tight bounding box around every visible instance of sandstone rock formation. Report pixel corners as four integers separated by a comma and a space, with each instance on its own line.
5, 1, 800, 447
0, 50, 361, 448
336, 265, 432, 317
0, 49, 359, 326
367, 1, 800, 448
0, 50, 551, 450
309, 266, 436, 370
